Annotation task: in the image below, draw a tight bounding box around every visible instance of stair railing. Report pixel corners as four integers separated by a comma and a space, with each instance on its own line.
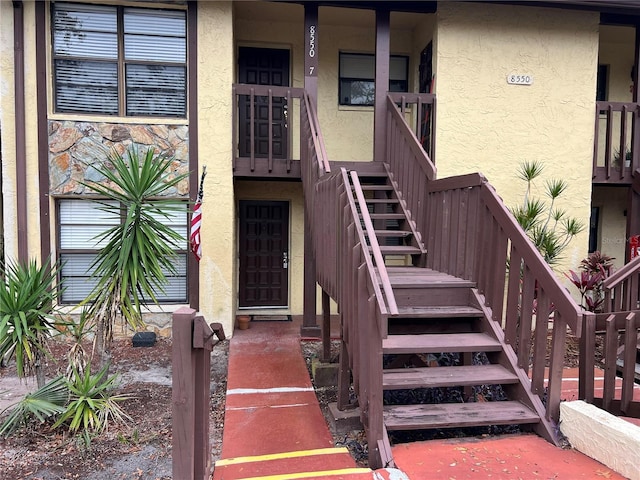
385, 95, 436, 248
577, 255, 640, 417
314, 167, 397, 468
602, 254, 640, 311
422, 173, 586, 423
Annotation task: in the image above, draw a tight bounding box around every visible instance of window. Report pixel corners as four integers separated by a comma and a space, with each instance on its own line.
52, 3, 187, 117
57, 199, 188, 304
339, 53, 408, 106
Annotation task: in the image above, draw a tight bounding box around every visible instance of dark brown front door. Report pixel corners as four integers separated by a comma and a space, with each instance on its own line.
239, 200, 289, 307
238, 47, 290, 159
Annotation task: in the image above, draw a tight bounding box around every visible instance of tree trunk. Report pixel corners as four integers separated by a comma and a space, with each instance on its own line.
35, 351, 46, 389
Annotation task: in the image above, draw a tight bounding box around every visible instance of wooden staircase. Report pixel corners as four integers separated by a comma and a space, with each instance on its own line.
350, 168, 555, 451
308, 94, 584, 469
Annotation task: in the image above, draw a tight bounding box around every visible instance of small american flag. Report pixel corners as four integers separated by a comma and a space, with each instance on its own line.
190, 167, 206, 261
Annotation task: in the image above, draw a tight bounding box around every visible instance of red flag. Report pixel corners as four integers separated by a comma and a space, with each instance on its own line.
190, 167, 206, 261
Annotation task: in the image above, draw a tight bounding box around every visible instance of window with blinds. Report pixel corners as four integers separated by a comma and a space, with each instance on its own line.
58, 199, 188, 304
339, 53, 408, 106
52, 3, 187, 117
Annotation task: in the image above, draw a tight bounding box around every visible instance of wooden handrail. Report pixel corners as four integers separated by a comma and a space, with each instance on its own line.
426, 172, 485, 193
603, 255, 640, 290
386, 95, 436, 180
350, 170, 398, 316
480, 183, 584, 335
303, 92, 331, 176
233, 83, 305, 97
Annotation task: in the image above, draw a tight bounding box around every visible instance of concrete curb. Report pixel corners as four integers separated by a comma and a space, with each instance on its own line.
560, 400, 640, 480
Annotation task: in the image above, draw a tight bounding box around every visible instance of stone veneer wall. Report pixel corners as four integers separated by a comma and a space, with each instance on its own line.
49, 120, 190, 338
49, 121, 189, 196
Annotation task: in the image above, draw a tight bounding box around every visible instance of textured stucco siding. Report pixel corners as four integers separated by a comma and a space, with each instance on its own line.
0, 1, 18, 260
435, 2, 599, 271
0, 2, 42, 261
592, 186, 628, 269
198, 1, 236, 337
317, 7, 414, 162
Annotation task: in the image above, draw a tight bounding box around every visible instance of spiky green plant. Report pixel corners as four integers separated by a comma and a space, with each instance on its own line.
510, 161, 584, 266
53, 363, 132, 436
80, 145, 188, 366
0, 376, 68, 437
0, 258, 62, 387
65, 309, 92, 380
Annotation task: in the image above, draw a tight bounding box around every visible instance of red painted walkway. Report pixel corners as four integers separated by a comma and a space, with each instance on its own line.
213, 320, 630, 480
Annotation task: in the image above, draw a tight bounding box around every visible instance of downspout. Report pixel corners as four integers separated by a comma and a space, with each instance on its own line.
13, 0, 28, 263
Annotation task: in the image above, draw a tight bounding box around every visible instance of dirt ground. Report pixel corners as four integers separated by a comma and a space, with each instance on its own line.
0, 337, 228, 480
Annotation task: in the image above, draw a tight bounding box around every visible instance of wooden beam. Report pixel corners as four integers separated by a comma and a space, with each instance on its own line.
373, 8, 390, 163
304, 2, 318, 104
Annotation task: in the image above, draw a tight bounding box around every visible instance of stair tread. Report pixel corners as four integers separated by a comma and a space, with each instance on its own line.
394, 306, 483, 318
374, 230, 412, 237
381, 267, 474, 286
360, 185, 393, 191
382, 333, 502, 354
384, 401, 540, 430
368, 213, 405, 219
383, 364, 519, 389
369, 246, 422, 254
365, 198, 399, 204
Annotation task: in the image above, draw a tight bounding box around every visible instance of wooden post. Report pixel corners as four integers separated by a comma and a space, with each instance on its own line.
301, 3, 321, 338
302, 211, 321, 337
373, 8, 390, 163
172, 308, 225, 480
321, 289, 331, 362
172, 307, 197, 480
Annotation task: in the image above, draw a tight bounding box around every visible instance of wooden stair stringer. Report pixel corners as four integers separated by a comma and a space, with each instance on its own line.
470, 289, 560, 446
381, 163, 427, 259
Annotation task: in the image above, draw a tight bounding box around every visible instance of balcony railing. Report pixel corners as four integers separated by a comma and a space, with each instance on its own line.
593, 101, 640, 183
232, 84, 305, 177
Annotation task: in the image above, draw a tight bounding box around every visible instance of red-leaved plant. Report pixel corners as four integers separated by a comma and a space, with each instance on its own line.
565, 251, 614, 312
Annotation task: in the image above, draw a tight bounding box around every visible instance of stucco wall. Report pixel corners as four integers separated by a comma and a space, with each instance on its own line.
0, 1, 41, 261
434, 2, 599, 272
592, 186, 628, 269
197, 1, 236, 337
317, 7, 414, 162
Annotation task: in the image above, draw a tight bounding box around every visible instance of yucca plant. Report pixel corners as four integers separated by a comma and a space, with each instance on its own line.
53, 363, 132, 436
65, 308, 92, 380
0, 375, 68, 437
510, 161, 585, 267
81, 145, 188, 367
0, 258, 62, 387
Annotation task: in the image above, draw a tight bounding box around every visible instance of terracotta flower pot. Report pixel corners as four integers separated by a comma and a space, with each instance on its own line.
237, 315, 251, 330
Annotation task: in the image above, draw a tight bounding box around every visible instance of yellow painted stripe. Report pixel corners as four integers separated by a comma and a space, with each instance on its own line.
215, 447, 350, 467
236, 468, 372, 480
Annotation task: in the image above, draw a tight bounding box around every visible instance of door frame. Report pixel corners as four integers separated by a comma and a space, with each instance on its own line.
237, 199, 290, 309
